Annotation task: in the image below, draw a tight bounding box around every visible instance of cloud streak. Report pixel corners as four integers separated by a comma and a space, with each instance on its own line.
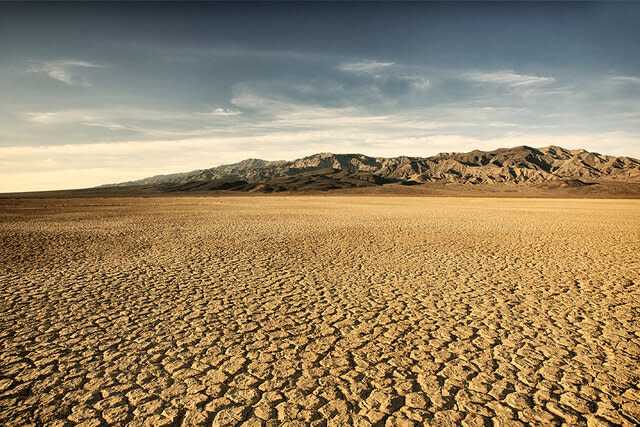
207, 108, 241, 116
25, 106, 241, 130
27, 60, 102, 86
338, 60, 395, 74
611, 75, 640, 84
465, 71, 555, 87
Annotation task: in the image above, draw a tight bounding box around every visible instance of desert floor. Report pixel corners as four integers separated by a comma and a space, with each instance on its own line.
1, 196, 639, 426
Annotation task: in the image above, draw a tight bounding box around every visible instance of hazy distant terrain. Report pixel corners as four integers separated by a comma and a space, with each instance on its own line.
1, 196, 639, 425
105, 146, 640, 194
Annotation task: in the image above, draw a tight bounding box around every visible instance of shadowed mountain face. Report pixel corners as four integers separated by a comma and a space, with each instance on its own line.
109, 146, 640, 192
157, 169, 396, 193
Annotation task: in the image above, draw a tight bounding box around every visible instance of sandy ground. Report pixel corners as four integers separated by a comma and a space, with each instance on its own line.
1, 196, 639, 426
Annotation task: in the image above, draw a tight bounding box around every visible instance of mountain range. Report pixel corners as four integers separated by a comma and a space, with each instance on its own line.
106, 145, 640, 193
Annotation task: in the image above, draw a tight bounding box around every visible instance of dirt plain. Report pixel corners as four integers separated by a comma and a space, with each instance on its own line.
1, 195, 639, 426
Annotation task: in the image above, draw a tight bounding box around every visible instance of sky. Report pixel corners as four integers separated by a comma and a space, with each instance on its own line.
1, 2, 640, 192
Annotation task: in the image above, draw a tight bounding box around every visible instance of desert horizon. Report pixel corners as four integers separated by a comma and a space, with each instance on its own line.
3, 145, 640, 198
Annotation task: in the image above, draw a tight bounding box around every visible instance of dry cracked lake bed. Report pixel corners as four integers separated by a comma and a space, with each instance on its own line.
1, 195, 639, 427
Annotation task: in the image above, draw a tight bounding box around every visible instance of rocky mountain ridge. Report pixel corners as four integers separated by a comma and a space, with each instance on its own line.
111, 146, 640, 190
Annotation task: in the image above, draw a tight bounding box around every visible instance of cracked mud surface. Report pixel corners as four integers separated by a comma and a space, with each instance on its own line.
1, 196, 639, 426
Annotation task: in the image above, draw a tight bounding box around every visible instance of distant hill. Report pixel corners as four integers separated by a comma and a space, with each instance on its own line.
104, 146, 640, 193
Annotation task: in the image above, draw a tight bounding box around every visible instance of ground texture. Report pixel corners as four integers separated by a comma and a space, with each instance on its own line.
1, 196, 639, 426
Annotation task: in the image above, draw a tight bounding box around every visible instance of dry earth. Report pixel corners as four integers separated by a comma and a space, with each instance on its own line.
1, 196, 639, 427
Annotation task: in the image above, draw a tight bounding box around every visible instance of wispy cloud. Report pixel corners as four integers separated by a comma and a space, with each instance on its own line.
338, 60, 395, 74
465, 71, 555, 87
27, 60, 102, 86
25, 106, 240, 130
229, 88, 542, 142
338, 58, 432, 94
206, 107, 241, 116
611, 75, 640, 84
406, 76, 431, 90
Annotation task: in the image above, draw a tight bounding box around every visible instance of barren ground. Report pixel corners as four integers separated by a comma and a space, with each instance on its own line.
1, 196, 639, 426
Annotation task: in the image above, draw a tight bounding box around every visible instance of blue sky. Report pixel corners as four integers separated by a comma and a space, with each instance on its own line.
1, 2, 639, 191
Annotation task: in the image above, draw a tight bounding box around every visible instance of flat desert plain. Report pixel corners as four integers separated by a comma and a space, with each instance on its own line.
1, 196, 639, 427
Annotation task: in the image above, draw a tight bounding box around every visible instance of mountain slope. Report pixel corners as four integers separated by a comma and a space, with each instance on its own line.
156, 169, 397, 193
109, 145, 640, 191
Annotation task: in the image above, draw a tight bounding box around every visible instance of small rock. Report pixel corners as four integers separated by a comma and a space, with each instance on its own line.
404, 392, 429, 410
